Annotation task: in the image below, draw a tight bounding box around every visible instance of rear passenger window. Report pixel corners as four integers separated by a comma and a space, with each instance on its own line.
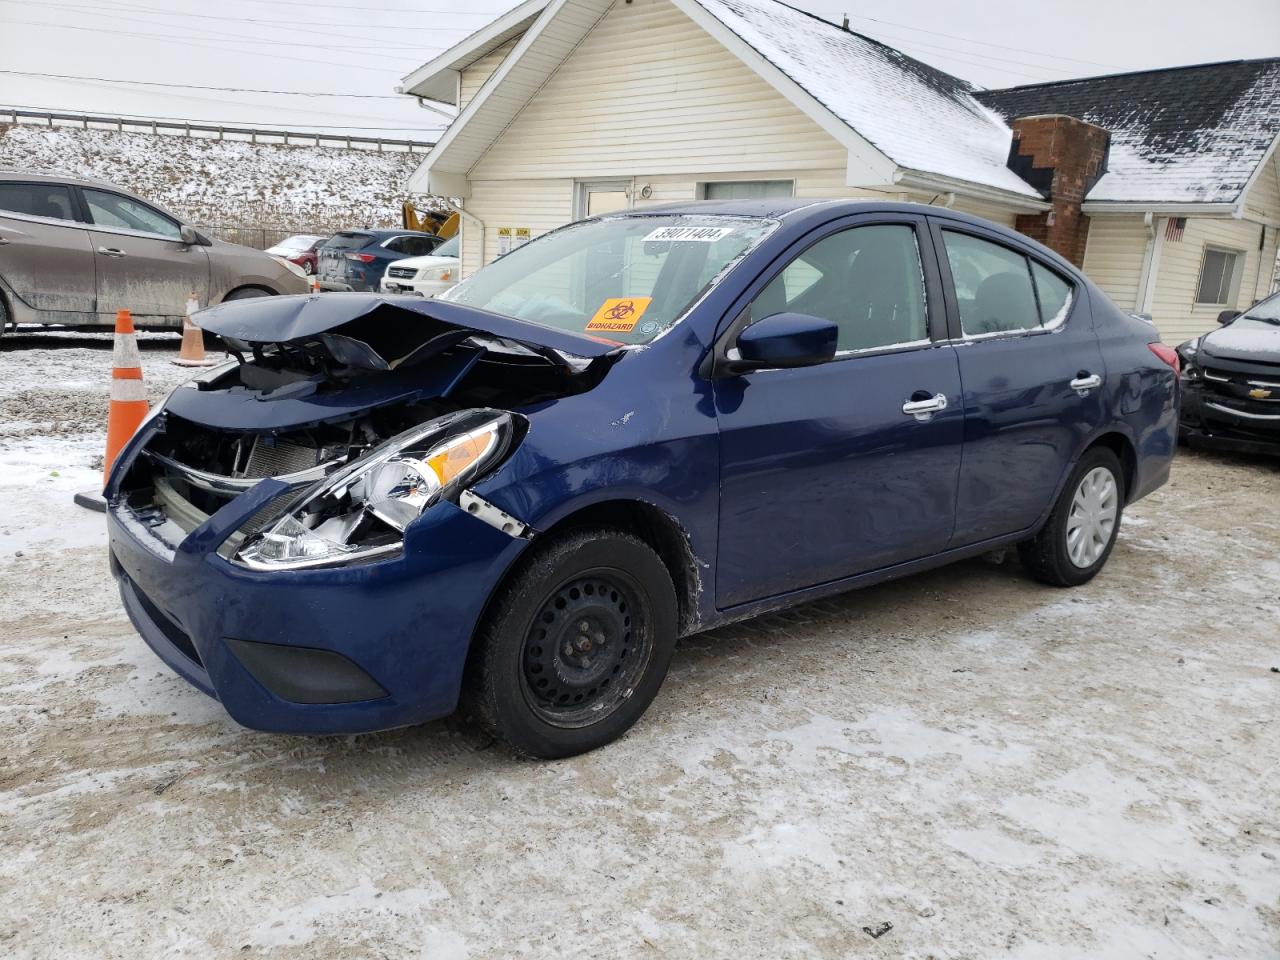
943, 232, 1038, 336
750, 224, 928, 353
0, 182, 77, 221
1030, 261, 1073, 325
943, 231, 1075, 336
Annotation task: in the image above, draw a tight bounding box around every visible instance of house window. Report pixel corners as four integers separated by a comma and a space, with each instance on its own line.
699, 180, 794, 201
1195, 247, 1243, 306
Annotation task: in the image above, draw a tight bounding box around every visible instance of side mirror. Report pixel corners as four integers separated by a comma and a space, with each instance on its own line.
729, 312, 838, 372
180, 225, 210, 246
1217, 309, 1239, 325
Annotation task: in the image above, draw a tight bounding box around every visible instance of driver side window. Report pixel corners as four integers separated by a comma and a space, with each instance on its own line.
749, 224, 928, 353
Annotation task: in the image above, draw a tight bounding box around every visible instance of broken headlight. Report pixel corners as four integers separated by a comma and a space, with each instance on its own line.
233, 409, 520, 570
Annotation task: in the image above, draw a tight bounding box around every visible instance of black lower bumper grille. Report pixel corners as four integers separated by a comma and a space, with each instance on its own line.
130, 580, 202, 666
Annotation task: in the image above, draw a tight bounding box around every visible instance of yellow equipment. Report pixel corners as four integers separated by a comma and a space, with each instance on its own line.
402, 202, 459, 239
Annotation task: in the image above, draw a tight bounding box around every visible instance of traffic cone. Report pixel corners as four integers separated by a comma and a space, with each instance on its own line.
172, 293, 218, 367
310, 276, 321, 294
75, 309, 149, 512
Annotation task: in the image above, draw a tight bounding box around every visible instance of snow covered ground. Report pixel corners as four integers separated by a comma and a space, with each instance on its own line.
1, 330, 1278, 959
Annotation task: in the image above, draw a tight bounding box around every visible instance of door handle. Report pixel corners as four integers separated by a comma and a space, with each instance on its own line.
902, 392, 948, 420
0, 237, 10, 245
97, 246, 127, 258
1070, 373, 1102, 395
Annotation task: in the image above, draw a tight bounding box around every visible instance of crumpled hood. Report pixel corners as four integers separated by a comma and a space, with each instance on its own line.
1200, 321, 1280, 364
196, 292, 615, 368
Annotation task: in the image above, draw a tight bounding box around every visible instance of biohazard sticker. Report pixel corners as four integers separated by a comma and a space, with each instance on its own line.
586, 297, 651, 333
642, 226, 735, 243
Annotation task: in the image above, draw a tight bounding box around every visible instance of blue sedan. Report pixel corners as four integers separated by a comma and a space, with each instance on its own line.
105, 200, 1179, 757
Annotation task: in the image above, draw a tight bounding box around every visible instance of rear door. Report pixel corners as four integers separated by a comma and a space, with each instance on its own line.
929, 220, 1107, 546
714, 214, 964, 608
80, 187, 209, 319
0, 180, 96, 316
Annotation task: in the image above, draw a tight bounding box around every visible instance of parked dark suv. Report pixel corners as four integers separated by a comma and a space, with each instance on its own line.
317, 229, 443, 293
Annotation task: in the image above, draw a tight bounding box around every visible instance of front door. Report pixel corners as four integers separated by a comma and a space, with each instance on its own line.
714, 217, 964, 608
0, 180, 97, 316
80, 186, 209, 319
929, 221, 1108, 546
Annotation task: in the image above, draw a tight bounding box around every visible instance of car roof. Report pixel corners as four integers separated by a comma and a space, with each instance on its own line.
0, 169, 127, 191
332, 228, 439, 239
611, 197, 1006, 230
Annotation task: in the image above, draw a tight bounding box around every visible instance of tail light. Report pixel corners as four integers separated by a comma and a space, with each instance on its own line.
345, 253, 377, 263
1148, 342, 1180, 376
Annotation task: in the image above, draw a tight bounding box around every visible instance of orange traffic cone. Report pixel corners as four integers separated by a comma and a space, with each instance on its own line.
310, 276, 321, 293
104, 308, 150, 485
75, 309, 149, 512
173, 293, 218, 367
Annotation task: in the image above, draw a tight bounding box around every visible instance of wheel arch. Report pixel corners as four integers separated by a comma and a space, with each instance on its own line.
1083, 430, 1138, 502
470, 497, 703, 664
219, 284, 277, 303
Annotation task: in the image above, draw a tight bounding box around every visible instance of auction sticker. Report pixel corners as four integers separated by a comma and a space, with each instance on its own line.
586, 297, 651, 333
642, 226, 735, 243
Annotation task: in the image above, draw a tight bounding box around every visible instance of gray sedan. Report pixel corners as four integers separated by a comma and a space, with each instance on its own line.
0, 172, 308, 332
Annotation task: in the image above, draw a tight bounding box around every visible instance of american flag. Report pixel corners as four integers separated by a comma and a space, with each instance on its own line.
1165, 217, 1186, 242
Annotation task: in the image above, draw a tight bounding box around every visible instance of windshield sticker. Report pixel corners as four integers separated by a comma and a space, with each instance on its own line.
642, 226, 735, 243
586, 297, 651, 333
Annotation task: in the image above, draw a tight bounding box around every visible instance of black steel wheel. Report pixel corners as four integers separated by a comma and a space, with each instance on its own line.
464, 528, 678, 758
520, 569, 650, 728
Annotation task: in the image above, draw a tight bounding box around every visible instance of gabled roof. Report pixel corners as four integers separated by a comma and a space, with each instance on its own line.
689, 0, 1041, 199
398, 0, 549, 104
406, 0, 1044, 204
977, 59, 1280, 207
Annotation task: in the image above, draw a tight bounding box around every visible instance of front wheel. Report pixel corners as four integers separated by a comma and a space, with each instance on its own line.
302, 261, 314, 275
464, 529, 678, 759
1019, 447, 1124, 587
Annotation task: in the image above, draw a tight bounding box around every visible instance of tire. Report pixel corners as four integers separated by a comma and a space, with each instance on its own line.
302, 261, 314, 275
225, 287, 271, 301
1018, 446, 1124, 587
464, 528, 679, 759
0, 294, 8, 337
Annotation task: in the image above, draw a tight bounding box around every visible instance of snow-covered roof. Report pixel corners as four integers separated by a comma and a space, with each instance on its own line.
399, 0, 549, 105
687, 0, 1042, 200
978, 59, 1280, 206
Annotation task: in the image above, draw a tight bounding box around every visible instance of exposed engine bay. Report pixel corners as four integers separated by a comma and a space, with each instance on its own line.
115, 298, 617, 566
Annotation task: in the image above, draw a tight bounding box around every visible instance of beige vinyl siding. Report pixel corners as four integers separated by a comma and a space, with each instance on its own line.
460, 178, 573, 273
469, 0, 848, 181
459, 39, 519, 110
1081, 216, 1149, 310
1150, 215, 1276, 344
945, 197, 1017, 228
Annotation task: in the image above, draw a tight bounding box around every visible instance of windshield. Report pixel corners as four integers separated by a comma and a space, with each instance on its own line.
1240, 292, 1280, 327
433, 234, 460, 258
439, 215, 776, 345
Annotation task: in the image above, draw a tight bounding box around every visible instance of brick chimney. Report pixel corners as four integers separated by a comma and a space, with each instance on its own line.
1006, 115, 1110, 266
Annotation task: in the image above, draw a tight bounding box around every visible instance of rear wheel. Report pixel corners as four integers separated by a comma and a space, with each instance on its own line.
464, 529, 678, 759
1019, 447, 1124, 587
302, 261, 314, 275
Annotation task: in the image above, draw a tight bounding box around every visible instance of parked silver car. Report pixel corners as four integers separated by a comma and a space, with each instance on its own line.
0, 172, 308, 332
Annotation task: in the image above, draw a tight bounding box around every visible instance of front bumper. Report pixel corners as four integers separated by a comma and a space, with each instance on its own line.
380, 277, 456, 298
1179, 379, 1280, 456
107, 478, 528, 734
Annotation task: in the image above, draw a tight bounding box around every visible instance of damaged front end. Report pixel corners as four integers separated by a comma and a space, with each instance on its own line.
111, 295, 618, 566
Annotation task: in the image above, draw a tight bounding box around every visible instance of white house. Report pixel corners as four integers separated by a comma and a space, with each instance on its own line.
399, 0, 1280, 343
